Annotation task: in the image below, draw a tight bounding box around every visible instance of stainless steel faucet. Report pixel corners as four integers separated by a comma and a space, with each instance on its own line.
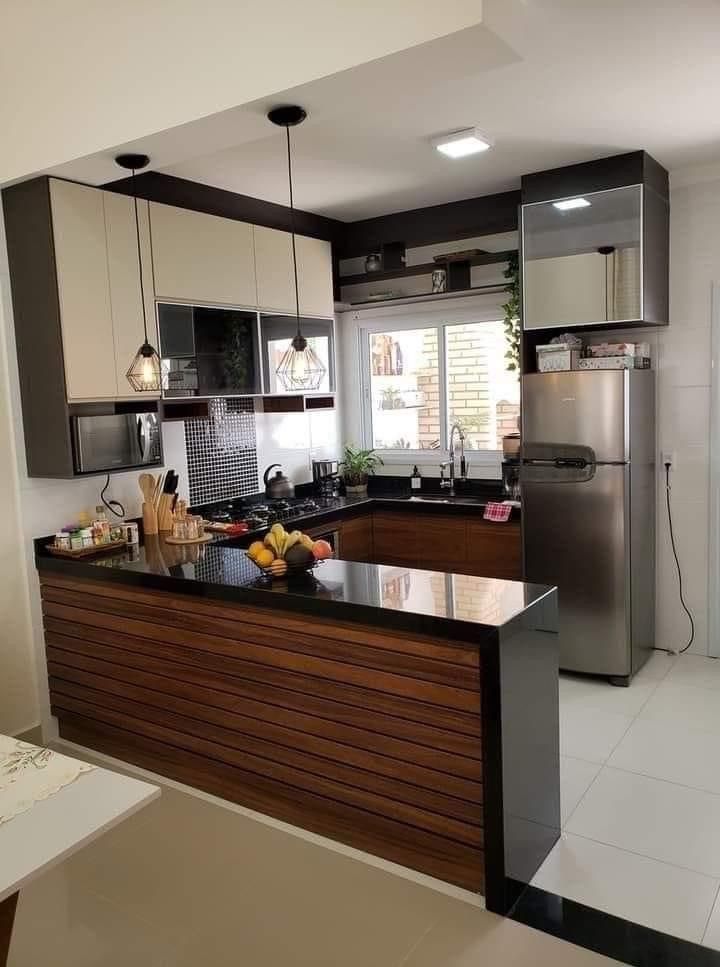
440, 423, 467, 494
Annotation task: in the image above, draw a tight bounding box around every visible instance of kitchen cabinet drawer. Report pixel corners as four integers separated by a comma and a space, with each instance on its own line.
466, 519, 522, 580
150, 203, 256, 307
372, 511, 419, 567
339, 515, 373, 563
50, 179, 116, 401
414, 516, 467, 573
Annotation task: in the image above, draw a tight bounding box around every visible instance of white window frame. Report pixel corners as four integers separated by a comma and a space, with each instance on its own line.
355, 293, 513, 474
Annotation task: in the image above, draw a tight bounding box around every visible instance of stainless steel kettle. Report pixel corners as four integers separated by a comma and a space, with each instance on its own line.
263, 463, 295, 499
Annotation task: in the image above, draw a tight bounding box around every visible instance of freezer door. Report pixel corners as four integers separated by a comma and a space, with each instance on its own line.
522, 463, 630, 676
522, 371, 628, 463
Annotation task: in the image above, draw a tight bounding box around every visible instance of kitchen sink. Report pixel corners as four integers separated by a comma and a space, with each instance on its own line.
400, 494, 488, 505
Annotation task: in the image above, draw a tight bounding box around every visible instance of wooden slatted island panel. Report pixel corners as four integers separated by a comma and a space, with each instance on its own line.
36, 544, 559, 913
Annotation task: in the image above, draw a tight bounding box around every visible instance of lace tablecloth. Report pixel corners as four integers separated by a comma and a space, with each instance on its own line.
0, 735, 94, 825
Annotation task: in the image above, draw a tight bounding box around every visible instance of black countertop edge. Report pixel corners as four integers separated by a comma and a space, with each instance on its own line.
510, 884, 720, 966
35, 548, 555, 647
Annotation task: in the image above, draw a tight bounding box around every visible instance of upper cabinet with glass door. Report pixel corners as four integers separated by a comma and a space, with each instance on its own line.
522, 186, 643, 330
260, 315, 335, 394
520, 152, 669, 331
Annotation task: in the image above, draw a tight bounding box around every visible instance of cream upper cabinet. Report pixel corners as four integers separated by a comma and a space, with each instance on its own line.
254, 226, 295, 312
254, 226, 334, 317
523, 252, 607, 330
150, 202, 256, 307
297, 235, 334, 317
103, 192, 159, 398
49, 179, 117, 401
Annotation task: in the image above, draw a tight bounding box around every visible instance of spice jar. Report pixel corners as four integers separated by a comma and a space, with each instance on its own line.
55, 532, 71, 551
80, 528, 94, 549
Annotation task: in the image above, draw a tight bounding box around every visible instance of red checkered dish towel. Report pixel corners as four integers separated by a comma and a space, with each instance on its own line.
483, 501, 512, 523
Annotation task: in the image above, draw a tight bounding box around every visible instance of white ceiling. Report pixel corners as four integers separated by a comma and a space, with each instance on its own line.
48, 0, 720, 221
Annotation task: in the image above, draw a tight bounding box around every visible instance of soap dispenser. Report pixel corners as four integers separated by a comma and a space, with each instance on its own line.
410, 465, 422, 491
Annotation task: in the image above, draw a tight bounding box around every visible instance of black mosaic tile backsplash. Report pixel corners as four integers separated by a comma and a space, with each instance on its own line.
184, 398, 258, 505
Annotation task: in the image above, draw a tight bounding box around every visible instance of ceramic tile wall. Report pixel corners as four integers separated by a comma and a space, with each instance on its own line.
184, 398, 258, 505
254, 402, 342, 491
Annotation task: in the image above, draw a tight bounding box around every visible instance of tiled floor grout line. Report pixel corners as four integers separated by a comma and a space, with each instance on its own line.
394, 920, 441, 967
562, 827, 720, 883
701, 881, 720, 947
600, 761, 720, 799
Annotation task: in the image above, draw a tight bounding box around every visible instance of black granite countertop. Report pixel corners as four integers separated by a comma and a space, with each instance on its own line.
211, 491, 520, 547
36, 536, 552, 644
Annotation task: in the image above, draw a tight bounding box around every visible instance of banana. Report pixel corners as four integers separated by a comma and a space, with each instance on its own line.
285, 530, 303, 553
264, 531, 279, 555
300, 533, 314, 551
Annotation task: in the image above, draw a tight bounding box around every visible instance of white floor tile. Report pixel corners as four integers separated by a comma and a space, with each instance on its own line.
639, 680, 720, 736
560, 706, 633, 764
632, 650, 677, 683
560, 756, 602, 825
609, 718, 720, 795
559, 674, 658, 718
666, 654, 720, 692
702, 890, 720, 951
533, 833, 719, 944
566, 767, 720, 877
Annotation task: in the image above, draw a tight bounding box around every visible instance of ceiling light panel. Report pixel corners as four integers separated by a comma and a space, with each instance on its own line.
433, 128, 493, 159
553, 197, 591, 211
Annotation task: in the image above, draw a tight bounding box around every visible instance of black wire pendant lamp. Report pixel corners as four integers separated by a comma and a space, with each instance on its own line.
268, 106, 326, 392
116, 153, 162, 393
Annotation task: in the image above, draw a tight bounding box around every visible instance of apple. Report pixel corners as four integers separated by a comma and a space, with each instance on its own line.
312, 539, 333, 561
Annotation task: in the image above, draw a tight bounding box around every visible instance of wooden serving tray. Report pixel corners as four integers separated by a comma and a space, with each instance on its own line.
164, 534, 214, 546
45, 539, 127, 559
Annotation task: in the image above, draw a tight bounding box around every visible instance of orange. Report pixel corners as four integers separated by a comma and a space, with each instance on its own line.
248, 541, 265, 561
255, 548, 275, 568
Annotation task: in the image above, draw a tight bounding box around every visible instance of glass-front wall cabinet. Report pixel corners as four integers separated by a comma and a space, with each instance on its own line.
259, 315, 335, 394
522, 185, 642, 330
158, 303, 261, 397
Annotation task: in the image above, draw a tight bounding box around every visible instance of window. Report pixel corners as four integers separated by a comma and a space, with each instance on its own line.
362, 317, 519, 458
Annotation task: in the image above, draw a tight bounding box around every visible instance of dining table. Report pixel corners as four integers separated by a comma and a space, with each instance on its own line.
0, 734, 159, 965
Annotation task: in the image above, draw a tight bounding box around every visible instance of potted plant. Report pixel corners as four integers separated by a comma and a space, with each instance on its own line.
341, 445, 383, 496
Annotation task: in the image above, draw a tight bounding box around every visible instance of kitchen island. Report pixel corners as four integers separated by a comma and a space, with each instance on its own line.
35, 538, 559, 914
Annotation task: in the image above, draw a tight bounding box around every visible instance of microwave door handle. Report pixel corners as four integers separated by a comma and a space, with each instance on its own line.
136, 416, 146, 462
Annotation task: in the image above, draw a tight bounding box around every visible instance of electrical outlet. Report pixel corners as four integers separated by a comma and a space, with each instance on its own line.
662, 450, 677, 469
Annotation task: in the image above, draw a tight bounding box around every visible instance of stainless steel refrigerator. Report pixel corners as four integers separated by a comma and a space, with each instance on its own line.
521, 370, 655, 683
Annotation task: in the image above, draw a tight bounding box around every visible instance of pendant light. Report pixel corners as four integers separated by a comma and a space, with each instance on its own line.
268, 106, 326, 392
116, 153, 162, 393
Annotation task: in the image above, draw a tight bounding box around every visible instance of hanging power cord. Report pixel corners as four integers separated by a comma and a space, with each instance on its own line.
664, 460, 695, 655
100, 474, 126, 519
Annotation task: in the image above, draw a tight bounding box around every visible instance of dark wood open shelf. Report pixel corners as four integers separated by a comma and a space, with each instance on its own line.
339, 249, 516, 287
347, 281, 507, 307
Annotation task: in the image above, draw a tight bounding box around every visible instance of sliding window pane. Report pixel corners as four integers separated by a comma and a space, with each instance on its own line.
369, 328, 439, 450
446, 321, 520, 450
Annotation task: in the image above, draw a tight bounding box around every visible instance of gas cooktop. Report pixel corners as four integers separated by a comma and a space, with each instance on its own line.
196, 496, 332, 530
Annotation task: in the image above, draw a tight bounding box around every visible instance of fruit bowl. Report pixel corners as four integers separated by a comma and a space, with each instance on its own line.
245, 524, 333, 580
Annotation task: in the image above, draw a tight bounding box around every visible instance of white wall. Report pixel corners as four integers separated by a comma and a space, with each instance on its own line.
0, 1, 482, 186
255, 405, 341, 490
653, 172, 719, 655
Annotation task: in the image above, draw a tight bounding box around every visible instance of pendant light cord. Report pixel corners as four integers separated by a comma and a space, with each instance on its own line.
131, 167, 149, 343
284, 126, 302, 337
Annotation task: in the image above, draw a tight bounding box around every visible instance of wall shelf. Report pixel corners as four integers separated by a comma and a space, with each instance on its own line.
343, 281, 508, 309
339, 249, 516, 287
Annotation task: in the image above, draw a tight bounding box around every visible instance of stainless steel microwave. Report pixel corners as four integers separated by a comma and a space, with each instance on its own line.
71, 412, 162, 474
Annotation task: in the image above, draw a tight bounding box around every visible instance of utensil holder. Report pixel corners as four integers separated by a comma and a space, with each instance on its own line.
157, 494, 174, 532
142, 501, 158, 536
